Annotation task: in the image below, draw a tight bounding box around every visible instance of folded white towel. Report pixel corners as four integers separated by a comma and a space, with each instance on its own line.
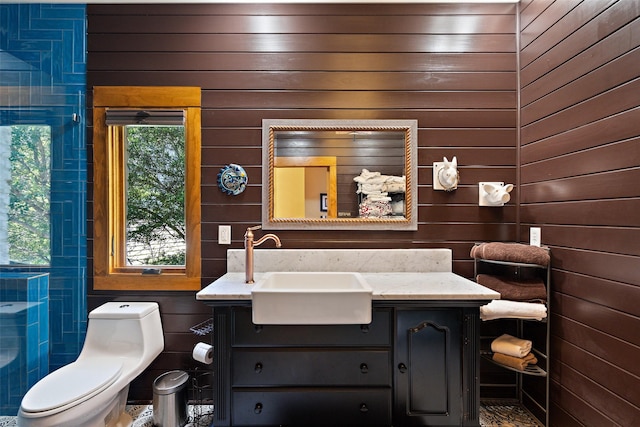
491, 333, 532, 358
359, 183, 384, 193
354, 169, 406, 185
367, 195, 392, 202
382, 182, 405, 193
480, 299, 547, 321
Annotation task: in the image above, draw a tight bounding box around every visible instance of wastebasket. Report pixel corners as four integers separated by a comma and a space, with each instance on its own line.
153, 370, 189, 427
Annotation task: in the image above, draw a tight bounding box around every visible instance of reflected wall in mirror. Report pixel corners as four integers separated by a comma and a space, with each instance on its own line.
262, 119, 417, 230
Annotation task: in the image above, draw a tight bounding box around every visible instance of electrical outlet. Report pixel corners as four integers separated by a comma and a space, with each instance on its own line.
218, 225, 231, 245
530, 227, 541, 247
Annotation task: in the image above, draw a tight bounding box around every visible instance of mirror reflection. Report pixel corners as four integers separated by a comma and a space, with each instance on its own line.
262, 119, 417, 230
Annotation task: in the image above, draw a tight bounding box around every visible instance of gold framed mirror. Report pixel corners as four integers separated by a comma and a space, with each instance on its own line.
262, 119, 418, 231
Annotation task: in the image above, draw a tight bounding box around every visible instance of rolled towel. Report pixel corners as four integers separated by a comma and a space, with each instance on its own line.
471, 242, 550, 266
476, 274, 547, 302
480, 300, 547, 321
492, 351, 538, 371
491, 334, 532, 358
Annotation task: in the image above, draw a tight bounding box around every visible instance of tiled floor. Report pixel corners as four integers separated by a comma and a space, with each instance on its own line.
1, 402, 541, 426
479, 402, 543, 426
0, 405, 214, 427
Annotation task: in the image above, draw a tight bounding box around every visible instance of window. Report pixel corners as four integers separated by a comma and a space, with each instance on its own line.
0, 125, 50, 265
93, 87, 201, 290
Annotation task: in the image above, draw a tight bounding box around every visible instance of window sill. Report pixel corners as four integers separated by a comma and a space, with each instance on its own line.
93, 274, 200, 291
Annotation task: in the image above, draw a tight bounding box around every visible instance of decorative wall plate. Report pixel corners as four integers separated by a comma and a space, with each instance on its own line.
217, 163, 248, 195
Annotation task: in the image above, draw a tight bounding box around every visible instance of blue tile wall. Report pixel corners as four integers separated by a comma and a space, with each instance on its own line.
0, 2, 88, 393
0, 273, 49, 415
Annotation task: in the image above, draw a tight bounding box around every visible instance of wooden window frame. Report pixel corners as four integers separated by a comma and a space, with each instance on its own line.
92, 86, 201, 290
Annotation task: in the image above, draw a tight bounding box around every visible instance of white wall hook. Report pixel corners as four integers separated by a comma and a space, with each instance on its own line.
479, 182, 513, 206
433, 156, 459, 191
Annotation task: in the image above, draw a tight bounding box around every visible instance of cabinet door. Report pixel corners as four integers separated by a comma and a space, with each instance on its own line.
395, 309, 462, 426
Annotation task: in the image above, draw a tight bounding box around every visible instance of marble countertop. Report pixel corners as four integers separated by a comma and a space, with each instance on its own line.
197, 271, 500, 301
196, 249, 499, 302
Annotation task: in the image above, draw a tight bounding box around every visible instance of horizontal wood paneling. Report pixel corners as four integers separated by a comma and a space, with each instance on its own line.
89, 34, 516, 53
521, 107, 640, 164
520, 0, 627, 74
521, 13, 640, 109
89, 52, 517, 72
88, 72, 517, 91
550, 356, 640, 426
87, 3, 517, 401
521, 138, 640, 183
552, 313, 640, 377
519, 1, 640, 425
520, 169, 640, 203
519, 225, 640, 258
86, 3, 517, 16
89, 14, 516, 34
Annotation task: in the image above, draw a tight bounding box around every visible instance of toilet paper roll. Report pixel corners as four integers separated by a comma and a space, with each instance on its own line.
192, 342, 214, 364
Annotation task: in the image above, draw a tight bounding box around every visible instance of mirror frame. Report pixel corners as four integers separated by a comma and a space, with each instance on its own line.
262, 119, 418, 231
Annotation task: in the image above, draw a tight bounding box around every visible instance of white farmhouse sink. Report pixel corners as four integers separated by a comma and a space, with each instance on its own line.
251, 272, 372, 325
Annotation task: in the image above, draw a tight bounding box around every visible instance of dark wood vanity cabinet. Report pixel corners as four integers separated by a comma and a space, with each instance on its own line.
215, 306, 392, 427
210, 305, 481, 427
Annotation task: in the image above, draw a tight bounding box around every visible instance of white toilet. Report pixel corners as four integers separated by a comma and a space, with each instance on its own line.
17, 302, 164, 427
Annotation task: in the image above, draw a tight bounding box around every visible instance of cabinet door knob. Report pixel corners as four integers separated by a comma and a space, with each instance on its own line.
254, 362, 263, 373
360, 363, 369, 373
398, 363, 407, 373
359, 403, 369, 413
360, 324, 370, 333
254, 402, 263, 414
254, 325, 263, 333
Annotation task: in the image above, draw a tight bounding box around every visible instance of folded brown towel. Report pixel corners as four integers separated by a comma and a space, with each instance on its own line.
471, 242, 550, 266
477, 274, 547, 302
492, 351, 538, 371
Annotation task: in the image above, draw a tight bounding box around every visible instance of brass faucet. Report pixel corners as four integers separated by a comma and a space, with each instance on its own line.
245, 225, 282, 284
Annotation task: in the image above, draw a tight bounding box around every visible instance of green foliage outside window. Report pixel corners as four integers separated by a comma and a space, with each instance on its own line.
9, 125, 50, 265
125, 125, 186, 266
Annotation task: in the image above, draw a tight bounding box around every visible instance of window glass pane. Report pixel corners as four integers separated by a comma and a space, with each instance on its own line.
124, 125, 186, 266
0, 125, 51, 265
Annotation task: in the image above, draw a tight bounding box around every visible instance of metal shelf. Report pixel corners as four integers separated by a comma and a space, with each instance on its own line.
481, 352, 547, 377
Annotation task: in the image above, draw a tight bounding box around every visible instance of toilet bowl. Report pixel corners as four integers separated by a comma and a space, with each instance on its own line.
17, 302, 164, 427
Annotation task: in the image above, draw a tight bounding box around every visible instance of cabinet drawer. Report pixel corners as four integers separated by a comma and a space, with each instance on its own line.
232, 388, 391, 426
233, 349, 391, 386
233, 307, 391, 347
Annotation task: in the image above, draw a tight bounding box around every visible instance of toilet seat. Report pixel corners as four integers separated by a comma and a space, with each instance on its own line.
21, 357, 122, 414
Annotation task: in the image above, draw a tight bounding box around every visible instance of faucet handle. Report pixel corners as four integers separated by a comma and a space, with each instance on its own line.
247, 225, 262, 231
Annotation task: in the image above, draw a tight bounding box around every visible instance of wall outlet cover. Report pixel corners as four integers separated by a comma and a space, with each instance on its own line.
218, 225, 231, 245
530, 227, 541, 247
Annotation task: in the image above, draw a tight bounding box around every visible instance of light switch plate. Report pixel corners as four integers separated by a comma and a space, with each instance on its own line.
218, 225, 231, 245
530, 227, 541, 247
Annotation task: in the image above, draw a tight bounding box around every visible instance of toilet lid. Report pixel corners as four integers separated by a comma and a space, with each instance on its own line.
21, 357, 122, 413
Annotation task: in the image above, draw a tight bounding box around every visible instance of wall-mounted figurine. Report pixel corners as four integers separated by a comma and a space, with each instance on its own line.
479, 182, 514, 206
433, 156, 459, 191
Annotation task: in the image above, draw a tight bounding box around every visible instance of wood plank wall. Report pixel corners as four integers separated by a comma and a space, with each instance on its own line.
86, 3, 517, 400
519, 0, 640, 425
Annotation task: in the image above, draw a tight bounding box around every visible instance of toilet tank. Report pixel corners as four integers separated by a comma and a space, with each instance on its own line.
89, 302, 159, 320
81, 302, 164, 361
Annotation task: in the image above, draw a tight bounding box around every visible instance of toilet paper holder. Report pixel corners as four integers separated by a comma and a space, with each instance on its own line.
189, 318, 214, 336
193, 342, 214, 365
